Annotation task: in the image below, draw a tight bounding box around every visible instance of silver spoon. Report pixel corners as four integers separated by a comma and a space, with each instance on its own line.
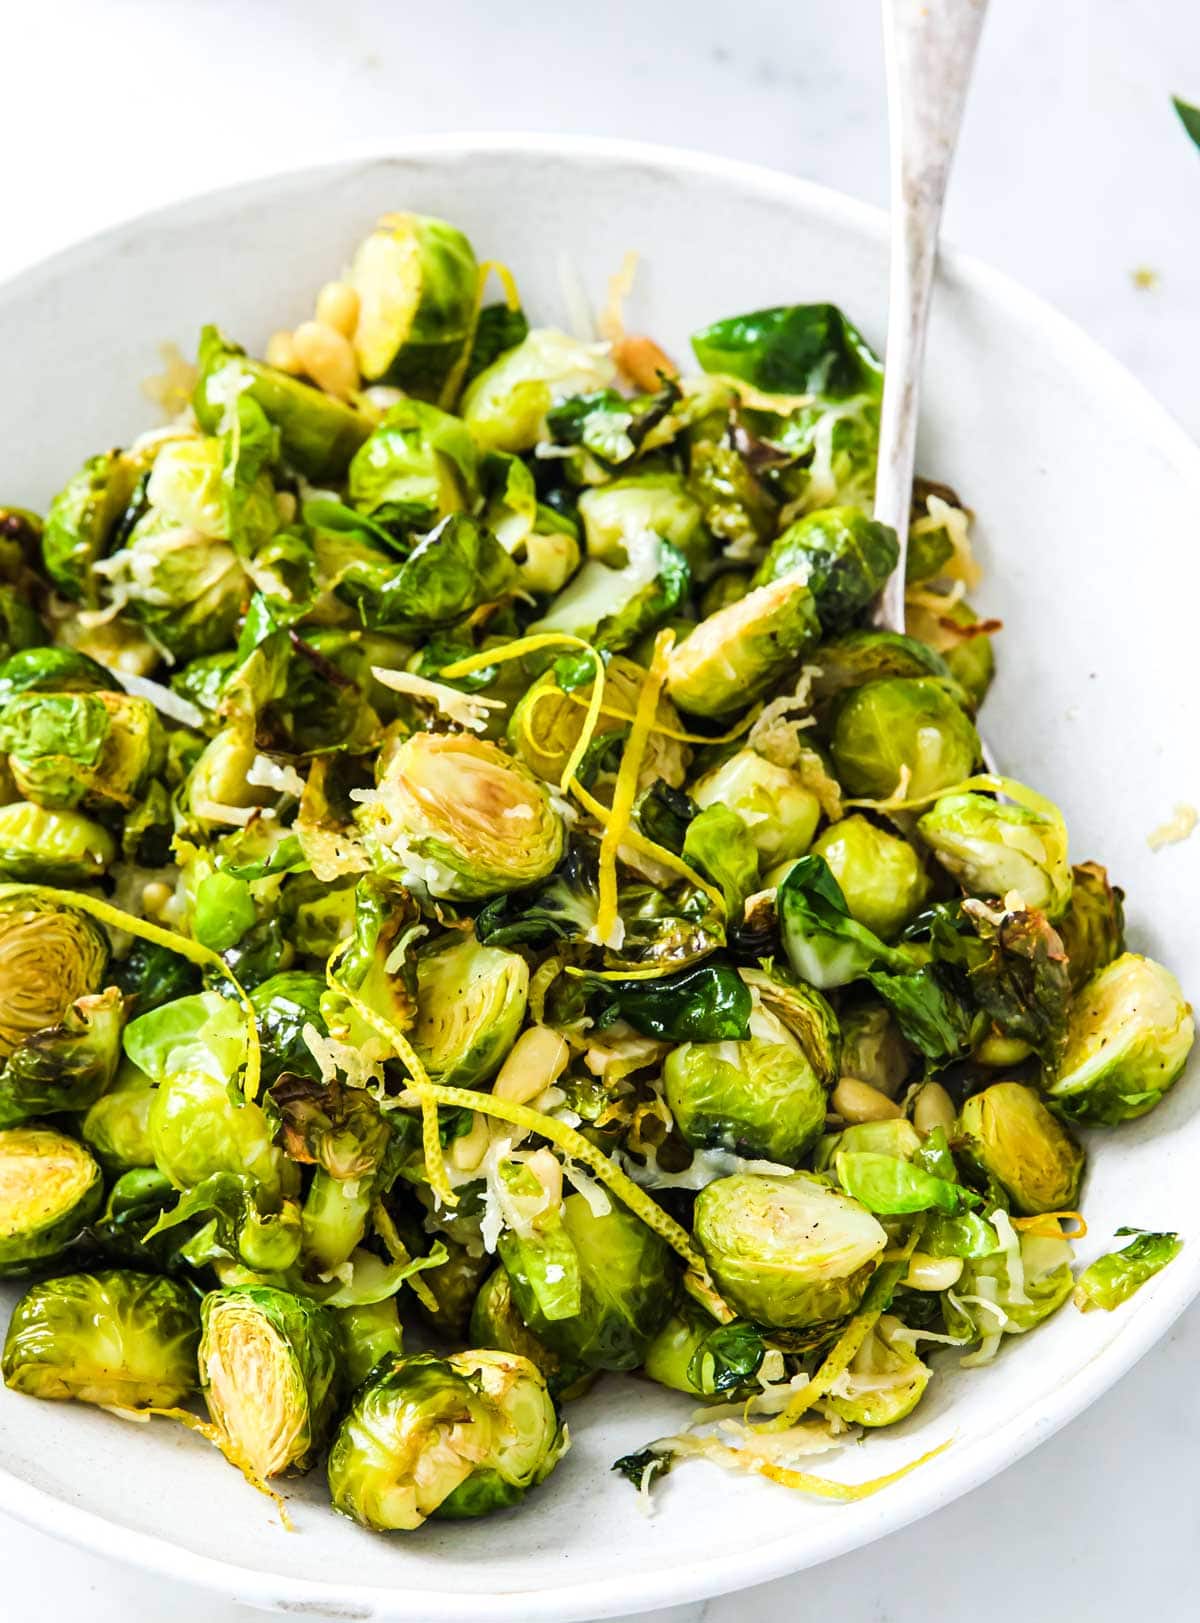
873, 0, 988, 632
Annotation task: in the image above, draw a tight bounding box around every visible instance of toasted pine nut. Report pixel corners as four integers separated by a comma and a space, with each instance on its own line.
141, 880, 173, 918
903, 1253, 964, 1292
913, 1081, 956, 1137
315, 280, 361, 338
525, 1146, 563, 1208
613, 333, 679, 392
449, 1111, 490, 1173
265, 329, 302, 374
832, 1075, 904, 1123
975, 1030, 1033, 1067
494, 1025, 570, 1106
292, 320, 360, 399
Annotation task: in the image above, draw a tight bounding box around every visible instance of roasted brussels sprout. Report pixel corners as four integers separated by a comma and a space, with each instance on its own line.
838, 994, 914, 1098
1047, 953, 1195, 1124
663, 993, 827, 1166
824, 1314, 931, 1427
528, 530, 688, 654
462, 328, 616, 452
0, 646, 115, 706
811, 815, 929, 941
917, 787, 1071, 918
0, 690, 163, 812
0, 985, 123, 1126
829, 678, 980, 801
194, 326, 369, 481
0, 802, 116, 882
200, 1286, 340, 1478
641, 1305, 766, 1401
2, 1270, 199, 1407
577, 473, 706, 570
348, 400, 477, 530
499, 1191, 675, 1372
81, 1062, 157, 1172
358, 732, 565, 900
0, 1126, 103, 1273
1074, 1229, 1182, 1312
693, 1171, 887, 1328
690, 747, 820, 867
665, 577, 820, 718
348, 213, 478, 398
327, 1349, 565, 1529
337, 1297, 404, 1389
469, 1267, 590, 1398
0, 895, 108, 1058
958, 1082, 1083, 1214
411, 931, 529, 1089
946, 1223, 1075, 1357
42, 449, 146, 604
754, 507, 898, 633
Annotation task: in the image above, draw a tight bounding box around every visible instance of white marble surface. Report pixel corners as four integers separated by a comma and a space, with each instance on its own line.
3, 1, 1199, 1618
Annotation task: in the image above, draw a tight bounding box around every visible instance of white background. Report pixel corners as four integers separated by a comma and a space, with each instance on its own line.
4, 1, 1200, 1618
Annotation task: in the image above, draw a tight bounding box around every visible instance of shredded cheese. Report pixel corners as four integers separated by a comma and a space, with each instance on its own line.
1147, 802, 1198, 851
370, 666, 506, 734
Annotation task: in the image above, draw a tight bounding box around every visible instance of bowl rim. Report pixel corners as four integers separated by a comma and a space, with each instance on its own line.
1, 131, 1198, 1622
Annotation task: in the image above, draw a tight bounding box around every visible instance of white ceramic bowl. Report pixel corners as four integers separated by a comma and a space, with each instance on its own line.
0, 135, 1197, 1622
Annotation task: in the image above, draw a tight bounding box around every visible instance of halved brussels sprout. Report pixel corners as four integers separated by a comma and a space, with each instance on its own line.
811, 815, 929, 940
358, 732, 565, 900
837, 993, 914, 1098
1058, 861, 1125, 990
958, 1082, 1083, 1214
499, 1192, 675, 1372
0, 895, 109, 1059
665, 576, 821, 719
641, 1305, 766, 1401
194, 326, 369, 482
469, 1268, 591, 1398
829, 678, 980, 801
412, 931, 529, 1089
0, 801, 116, 883
528, 531, 689, 654
437, 1349, 567, 1518
112, 523, 247, 665
693, 1171, 887, 1328
917, 788, 1071, 918
461, 328, 617, 452
946, 1225, 1075, 1355
0, 690, 163, 811
2, 1270, 199, 1407
348, 213, 478, 398
200, 1286, 340, 1478
0, 985, 123, 1127
1047, 953, 1195, 1124
663, 991, 827, 1166
0, 1126, 103, 1273
42, 449, 146, 604
577, 473, 706, 570
149, 1066, 293, 1198
824, 1313, 931, 1427
348, 400, 478, 530
509, 655, 690, 790
328, 1349, 565, 1529
81, 1061, 157, 1172
180, 726, 274, 831
753, 507, 899, 633
690, 747, 820, 867
809, 629, 969, 714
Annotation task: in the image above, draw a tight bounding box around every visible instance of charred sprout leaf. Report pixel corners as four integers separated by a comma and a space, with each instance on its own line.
2, 1270, 199, 1407
270, 1074, 391, 1180
956, 902, 1071, 1068
462, 328, 617, 453
612, 1445, 674, 1492
1058, 862, 1125, 991
250, 972, 328, 1088
113, 940, 201, 1016
1074, 1230, 1182, 1312
200, 1285, 340, 1477
0, 986, 123, 1126
866, 963, 984, 1069
530, 532, 690, 655
475, 843, 599, 949
595, 961, 753, 1042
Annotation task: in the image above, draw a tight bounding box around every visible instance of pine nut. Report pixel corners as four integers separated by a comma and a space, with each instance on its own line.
832, 1076, 903, 1123
449, 1111, 490, 1173
913, 1081, 956, 1136
525, 1146, 563, 1208
903, 1252, 964, 1291
265, 329, 302, 374
494, 1025, 570, 1106
613, 334, 679, 392
140, 880, 173, 918
292, 320, 360, 399
315, 280, 361, 338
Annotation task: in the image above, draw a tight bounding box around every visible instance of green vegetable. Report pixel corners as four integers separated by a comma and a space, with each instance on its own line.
829, 678, 980, 801
834, 1150, 975, 1216
411, 931, 529, 1089
200, 1285, 340, 1477
0, 894, 109, 1058
469, 1268, 591, 1399
691, 747, 820, 867
694, 1171, 887, 1328
824, 1314, 931, 1427
462, 328, 616, 452
2, 1270, 199, 1406
959, 1082, 1084, 1215
528, 531, 689, 654
641, 1304, 766, 1400
665, 576, 820, 718
0, 1126, 103, 1273
754, 507, 898, 633
42, 450, 147, 604
1173, 95, 1200, 152
0, 985, 123, 1126
811, 815, 929, 940
917, 786, 1072, 918
80, 1062, 157, 1172
1073, 1229, 1182, 1312
0, 691, 163, 812
348, 399, 477, 531
1057, 862, 1125, 990
692, 303, 881, 399
348, 213, 478, 398
1047, 953, 1195, 1124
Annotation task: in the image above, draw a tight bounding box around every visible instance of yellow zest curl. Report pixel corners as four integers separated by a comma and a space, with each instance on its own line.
372, 1199, 441, 1313
568, 779, 724, 915
665, 1433, 951, 1501
1011, 1211, 1088, 1240
565, 688, 757, 747
438, 258, 522, 410
0, 883, 261, 1102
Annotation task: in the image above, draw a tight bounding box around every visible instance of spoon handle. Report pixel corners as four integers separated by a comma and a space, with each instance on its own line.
874, 0, 988, 633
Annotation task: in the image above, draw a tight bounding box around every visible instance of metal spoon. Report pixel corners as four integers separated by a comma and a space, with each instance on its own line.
873, 0, 988, 632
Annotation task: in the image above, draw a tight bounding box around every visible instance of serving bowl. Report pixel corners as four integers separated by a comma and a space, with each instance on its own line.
0, 134, 1197, 1622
